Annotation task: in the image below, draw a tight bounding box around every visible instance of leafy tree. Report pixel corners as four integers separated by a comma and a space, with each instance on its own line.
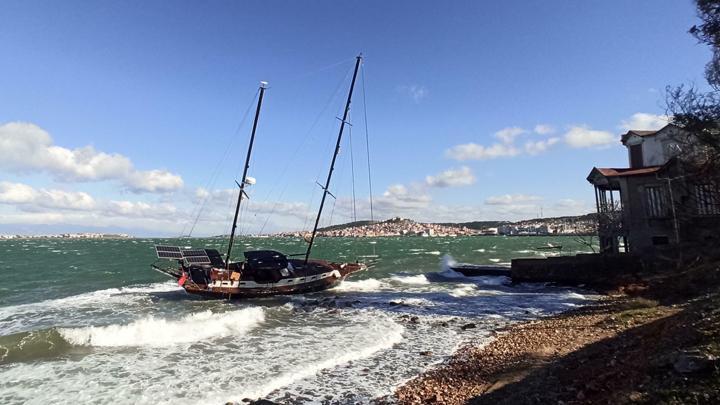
666, 0, 720, 174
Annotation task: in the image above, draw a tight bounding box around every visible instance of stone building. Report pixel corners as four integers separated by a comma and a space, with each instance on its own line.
587, 124, 719, 255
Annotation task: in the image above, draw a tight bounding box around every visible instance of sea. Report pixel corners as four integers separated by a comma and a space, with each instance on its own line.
0, 235, 597, 404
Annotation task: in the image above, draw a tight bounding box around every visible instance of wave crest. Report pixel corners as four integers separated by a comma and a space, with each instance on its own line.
59, 307, 264, 347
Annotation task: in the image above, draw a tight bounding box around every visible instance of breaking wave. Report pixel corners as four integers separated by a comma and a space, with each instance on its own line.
332, 278, 386, 292
59, 308, 264, 347
390, 274, 430, 285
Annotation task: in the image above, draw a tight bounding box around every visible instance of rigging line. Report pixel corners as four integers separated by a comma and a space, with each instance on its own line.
283, 57, 356, 83
255, 64, 355, 233
361, 64, 375, 222
184, 89, 260, 237
183, 89, 259, 236
326, 137, 350, 228
348, 114, 358, 222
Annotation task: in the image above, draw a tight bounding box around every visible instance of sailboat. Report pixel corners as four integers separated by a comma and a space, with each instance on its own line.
151, 55, 367, 299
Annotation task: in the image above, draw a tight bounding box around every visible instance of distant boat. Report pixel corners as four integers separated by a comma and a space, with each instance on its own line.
535, 243, 562, 251
151, 56, 367, 299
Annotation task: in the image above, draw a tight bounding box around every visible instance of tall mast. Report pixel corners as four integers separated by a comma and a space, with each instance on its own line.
226, 81, 267, 266
305, 54, 362, 263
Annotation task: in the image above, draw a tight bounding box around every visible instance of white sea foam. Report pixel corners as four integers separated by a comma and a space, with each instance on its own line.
0, 282, 182, 334
332, 278, 386, 292
224, 312, 405, 402
59, 307, 264, 347
390, 274, 430, 285
489, 258, 501, 263
438, 254, 466, 278
449, 284, 477, 297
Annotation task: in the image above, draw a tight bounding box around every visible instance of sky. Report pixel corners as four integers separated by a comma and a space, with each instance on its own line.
0, 0, 713, 236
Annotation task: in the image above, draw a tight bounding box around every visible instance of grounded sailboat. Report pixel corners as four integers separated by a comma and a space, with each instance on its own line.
151, 56, 367, 299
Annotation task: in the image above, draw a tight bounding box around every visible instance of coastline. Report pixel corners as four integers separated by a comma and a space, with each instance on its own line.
391, 260, 720, 404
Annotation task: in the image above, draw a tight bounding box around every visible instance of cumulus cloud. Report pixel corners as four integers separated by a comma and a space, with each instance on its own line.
524, 137, 560, 155
0, 122, 183, 193
425, 166, 476, 188
0, 181, 95, 210
105, 200, 178, 218
397, 85, 428, 103
619, 113, 671, 131
494, 127, 526, 143
445, 142, 520, 161
445, 124, 563, 161
534, 124, 555, 135
485, 194, 543, 205
563, 126, 617, 148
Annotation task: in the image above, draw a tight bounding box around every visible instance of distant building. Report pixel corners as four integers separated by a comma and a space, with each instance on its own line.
587, 124, 719, 255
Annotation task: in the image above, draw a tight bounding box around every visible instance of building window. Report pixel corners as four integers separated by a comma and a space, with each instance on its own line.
695, 183, 720, 216
645, 185, 669, 218
629, 144, 644, 168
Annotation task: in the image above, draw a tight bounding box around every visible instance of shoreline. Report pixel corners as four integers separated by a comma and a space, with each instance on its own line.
390, 261, 720, 404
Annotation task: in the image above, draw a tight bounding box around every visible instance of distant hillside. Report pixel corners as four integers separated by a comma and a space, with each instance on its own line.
317, 220, 379, 232
434, 220, 510, 230
320, 214, 597, 232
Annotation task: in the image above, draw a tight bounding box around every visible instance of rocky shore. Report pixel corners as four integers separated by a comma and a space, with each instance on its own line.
393, 259, 720, 404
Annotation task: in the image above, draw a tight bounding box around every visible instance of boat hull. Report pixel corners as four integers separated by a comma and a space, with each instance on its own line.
153, 259, 365, 300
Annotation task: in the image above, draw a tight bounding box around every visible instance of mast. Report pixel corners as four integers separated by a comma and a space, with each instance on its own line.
226, 81, 267, 266
305, 54, 362, 263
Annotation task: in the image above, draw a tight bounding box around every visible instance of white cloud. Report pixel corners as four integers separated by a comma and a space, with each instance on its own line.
425, 166, 476, 188
397, 85, 428, 103
445, 142, 520, 161
105, 200, 177, 218
485, 194, 543, 205
494, 127, 526, 143
0, 122, 183, 193
563, 126, 617, 149
524, 137, 560, 155
619, 113, 671, 131
534, 124, 555, 135
0, 181, 95, 210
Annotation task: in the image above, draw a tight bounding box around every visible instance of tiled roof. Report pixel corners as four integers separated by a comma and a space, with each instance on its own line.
593, 166, 663, 178
627, 130, 657, 136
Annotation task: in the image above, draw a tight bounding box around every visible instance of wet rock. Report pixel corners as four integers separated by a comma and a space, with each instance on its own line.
247, 400, 280, 405
419, 351, 433, 356
461, 323, 477, 330
409, 316, 420, 324
673, 351, 718, 374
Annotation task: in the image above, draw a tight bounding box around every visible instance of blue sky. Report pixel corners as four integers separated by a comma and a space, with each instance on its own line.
0, 0, 712, 236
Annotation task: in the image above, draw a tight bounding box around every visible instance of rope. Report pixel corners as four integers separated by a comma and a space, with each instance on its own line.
361, 64, 375, 222
255, 63, 355, 235
182, 89, 259, 237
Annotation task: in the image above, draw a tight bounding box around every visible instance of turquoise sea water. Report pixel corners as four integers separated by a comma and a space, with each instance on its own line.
0, 236, 596, 404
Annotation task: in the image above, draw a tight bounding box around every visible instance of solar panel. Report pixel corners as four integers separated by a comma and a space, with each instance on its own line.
154, 245, 218, 265
155, 245, 183, 259
182, 249, 208, 257
185, 255, 211, 264
157, 251, 183, 259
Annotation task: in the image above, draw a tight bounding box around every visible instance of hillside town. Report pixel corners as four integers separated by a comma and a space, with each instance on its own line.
274, 215, 597, 238
0, 233, 132, 240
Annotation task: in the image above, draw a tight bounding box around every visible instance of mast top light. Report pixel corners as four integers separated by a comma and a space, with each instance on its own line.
260, 81, 268, 88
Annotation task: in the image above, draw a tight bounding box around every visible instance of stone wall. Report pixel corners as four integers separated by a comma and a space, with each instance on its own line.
510, 254, 650, 288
